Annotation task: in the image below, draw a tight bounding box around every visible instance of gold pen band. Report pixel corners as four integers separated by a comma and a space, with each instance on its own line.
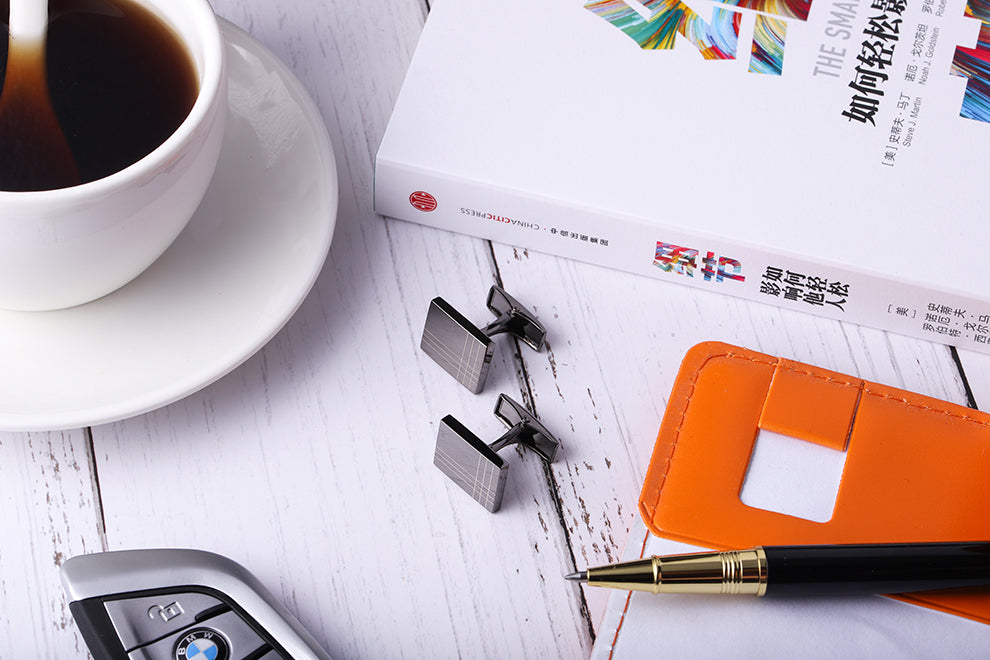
584, 547, 768, 595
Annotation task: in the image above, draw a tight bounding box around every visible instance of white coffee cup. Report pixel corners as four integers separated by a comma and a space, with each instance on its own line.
0, 0, 226, 311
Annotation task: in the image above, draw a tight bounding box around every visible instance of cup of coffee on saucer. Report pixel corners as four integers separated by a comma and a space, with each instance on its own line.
0, 0, 226, 311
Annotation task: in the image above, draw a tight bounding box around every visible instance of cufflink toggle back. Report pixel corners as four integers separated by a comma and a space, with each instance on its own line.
433, 393, 559, 512
421, 286, 546, 393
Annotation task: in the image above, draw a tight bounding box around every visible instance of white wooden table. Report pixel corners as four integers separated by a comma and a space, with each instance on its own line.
4, 1, 990, 657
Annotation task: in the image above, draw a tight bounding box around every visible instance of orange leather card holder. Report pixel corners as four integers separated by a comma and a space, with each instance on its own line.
639, 341, 990, 623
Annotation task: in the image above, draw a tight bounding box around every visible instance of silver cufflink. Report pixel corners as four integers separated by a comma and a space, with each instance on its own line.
420, 285, 546, 393
433, 393, 560, 512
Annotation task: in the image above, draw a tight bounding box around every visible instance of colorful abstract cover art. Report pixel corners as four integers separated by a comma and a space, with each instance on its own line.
952, 0, 990, 118
585, 0, 807, 74
583, 0, 990, 128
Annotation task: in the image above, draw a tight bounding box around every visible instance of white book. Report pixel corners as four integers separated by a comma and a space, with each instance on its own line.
376, 0, 990, 353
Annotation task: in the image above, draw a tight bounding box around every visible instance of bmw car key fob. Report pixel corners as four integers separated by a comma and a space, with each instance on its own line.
60, 549, 332, 660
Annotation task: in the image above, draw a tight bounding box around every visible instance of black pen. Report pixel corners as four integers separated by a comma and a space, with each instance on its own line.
566, 541, 990, 595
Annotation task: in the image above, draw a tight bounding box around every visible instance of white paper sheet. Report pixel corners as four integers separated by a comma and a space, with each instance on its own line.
592, 518, 990, 659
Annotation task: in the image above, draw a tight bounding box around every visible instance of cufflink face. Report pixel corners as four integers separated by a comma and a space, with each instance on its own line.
434, 415, 509, 513
434, 394, 560, 512
422, 286, 546, 393
420, 297, 494, 394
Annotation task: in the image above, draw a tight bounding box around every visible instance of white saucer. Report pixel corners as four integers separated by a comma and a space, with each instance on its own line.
0, 21, 338, 431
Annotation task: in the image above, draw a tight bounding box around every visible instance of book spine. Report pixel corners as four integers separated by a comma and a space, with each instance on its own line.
374, 159, 990, 355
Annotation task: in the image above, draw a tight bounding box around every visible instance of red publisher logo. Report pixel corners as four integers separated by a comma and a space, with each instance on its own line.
409, 191, 438, 212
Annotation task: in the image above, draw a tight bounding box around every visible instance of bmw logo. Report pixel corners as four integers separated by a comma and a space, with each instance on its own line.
174, 628, 230, 660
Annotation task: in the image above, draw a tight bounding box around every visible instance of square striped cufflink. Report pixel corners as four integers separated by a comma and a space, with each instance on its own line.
434, 394, 560, 512
421, 286, 546, 394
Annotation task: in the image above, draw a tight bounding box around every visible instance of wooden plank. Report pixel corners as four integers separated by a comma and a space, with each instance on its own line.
91, 1, 594, 658
0, 430, 104, 657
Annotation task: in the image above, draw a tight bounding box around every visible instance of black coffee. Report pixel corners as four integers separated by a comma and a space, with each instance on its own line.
0, 0, 199, 191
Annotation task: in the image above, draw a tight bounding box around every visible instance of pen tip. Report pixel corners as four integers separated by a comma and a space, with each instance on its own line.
565, 571, 588, 582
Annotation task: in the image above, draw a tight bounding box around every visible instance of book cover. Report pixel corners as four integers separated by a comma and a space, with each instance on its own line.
375, 0, 990, 353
